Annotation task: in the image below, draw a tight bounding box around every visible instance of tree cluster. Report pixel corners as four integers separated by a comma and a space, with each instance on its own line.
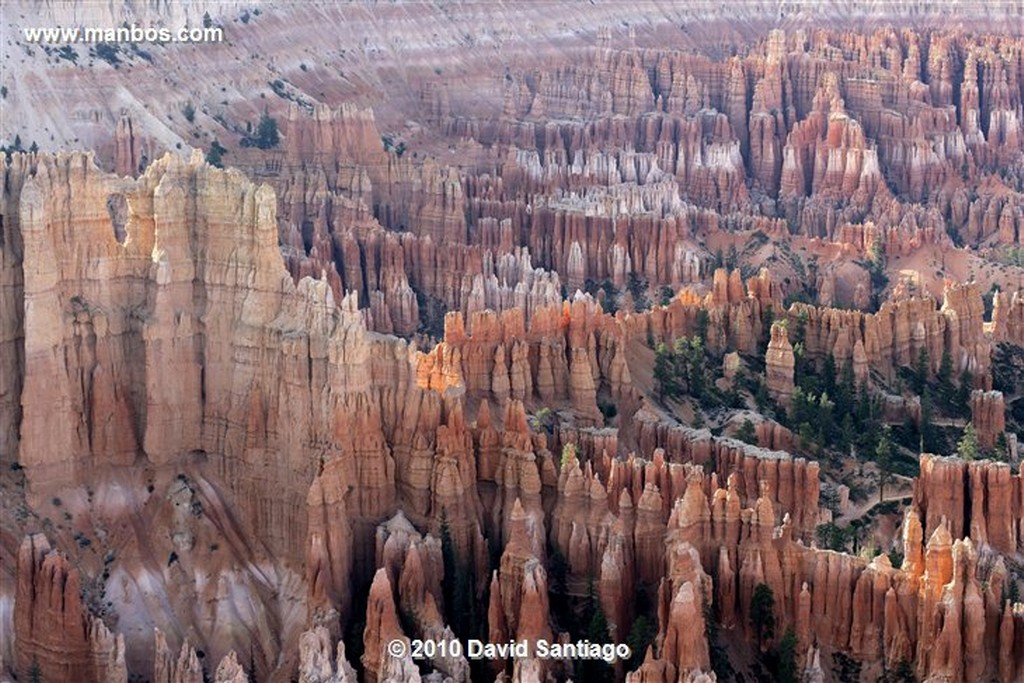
654, 336, 711, 403
439, 510, 478, 641
240, 111, 280, 149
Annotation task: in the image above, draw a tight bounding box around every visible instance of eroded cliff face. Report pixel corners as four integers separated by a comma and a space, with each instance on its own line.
3, 149, 1022, 682
4, 5, 1024, 682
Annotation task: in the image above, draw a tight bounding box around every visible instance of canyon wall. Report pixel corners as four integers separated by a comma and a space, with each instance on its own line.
3, 10, 1024, 683
3, 149, 1022, 682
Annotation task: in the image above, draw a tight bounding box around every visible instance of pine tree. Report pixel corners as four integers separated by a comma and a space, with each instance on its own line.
792, 309, 808, 347
751, 583, 776, 649
1003, 578, 1021, 605
884, 659, 916, 683
736, 419, 758, 445
837, 361, 855, 416
762, 306, 775, 349
776, 628, 798, 683
627, 615, 657, 670
587, 606, 610, 643
822, 353, 837, 398
726, 244, 739, 269
695, 308, 710, 343
914, 347, 929, 395
817, 392, 835, 445
876, 426, 894, 502
957, 368, 973, 416
957, 423, 979, 461
653, 343, 678, 400
920, 388, 936, 453
678, 336, 706, 398
839, 413, 856, 452
256, 111, 280, 149
27, 660, 42, 683
206, 139, 227, 168
705, 603, 735, 680
938, 350, 954, 404
994, 432, 1009, 462
439, 508, 457, 625
548, 547, 568, 595
857, 382, 872, 422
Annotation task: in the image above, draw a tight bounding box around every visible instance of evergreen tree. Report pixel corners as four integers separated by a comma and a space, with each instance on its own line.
754, 381, 769, 413
776, 628, 798, 683
548, 547, 569, 595
920, 388, 938, 453
677, 336, 706, 398
255, 111, 280, 149
837, 361, 856, 416
455, 560, 476, 638
726, 244, 739, 269
582, 575, 598, 627
876, 426, 894, 503
994, 432, 1009, 462
839, 413, 856, 452
880, 659, 917, 683
626, 615, 657, 670
762, 306, 775, 349
695, 308, 710, 343
834, 652, 863, 683
937, 350, 954, 404
913, 347, 929, 395
206, 139, 227, 168
792, 341, 807, 387
792, 309, 808, 347
653, 343, 678, 400
580, 607, 613, 682
27, 660, 42, 683
439, 508, 460, 629
798, 422, 815, 453
816, 522, 851, 552
751, 583, 776, 649
957, 368, 974, 416
789, 386, 810, 425
817, 392, 835, 445
587, 606, 610, 643
1003, 578, 1021, 605
957, 423, 979, 461
822, 353, 838, 399
857, 382, 872, 423
705, 603, 735, 680
736, 418, 758, 445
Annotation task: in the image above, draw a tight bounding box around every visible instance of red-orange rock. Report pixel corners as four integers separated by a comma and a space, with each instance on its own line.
14, 535, 126, 683
969, 390, 1006, 450
765, 322, 796, 406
